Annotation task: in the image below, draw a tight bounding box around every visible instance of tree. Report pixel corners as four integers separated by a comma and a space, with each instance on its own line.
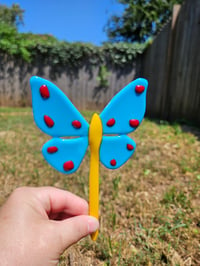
0, 4, 24, 28
106, 0, 184, 43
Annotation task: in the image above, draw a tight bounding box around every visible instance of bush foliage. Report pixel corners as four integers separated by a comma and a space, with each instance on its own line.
0, 23, 147, 68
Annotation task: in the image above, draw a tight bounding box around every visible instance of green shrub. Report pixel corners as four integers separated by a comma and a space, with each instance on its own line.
0, 22, 147, 68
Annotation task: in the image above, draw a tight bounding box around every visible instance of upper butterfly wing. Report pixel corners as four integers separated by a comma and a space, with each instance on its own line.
30, 76, 89, 137
100, 135, 136, 169
42, 137, 88, 174
100, 78, 148, 134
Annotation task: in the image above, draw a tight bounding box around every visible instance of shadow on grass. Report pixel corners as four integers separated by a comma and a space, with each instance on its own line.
146, 116, 200, 140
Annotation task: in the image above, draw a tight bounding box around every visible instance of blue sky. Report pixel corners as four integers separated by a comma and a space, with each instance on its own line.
1, 0, 124, 45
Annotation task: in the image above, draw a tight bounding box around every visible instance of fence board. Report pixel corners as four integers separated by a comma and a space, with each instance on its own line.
140, 0, 200, 125
0, 56, 136, 110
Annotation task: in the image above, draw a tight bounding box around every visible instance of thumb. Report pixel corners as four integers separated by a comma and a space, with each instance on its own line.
53, 215, 99, 250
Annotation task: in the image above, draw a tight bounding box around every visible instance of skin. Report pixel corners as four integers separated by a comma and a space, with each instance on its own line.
0, 186, 99, 266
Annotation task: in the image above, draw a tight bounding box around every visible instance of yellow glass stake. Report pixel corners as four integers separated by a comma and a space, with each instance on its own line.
89, 113, 103, 241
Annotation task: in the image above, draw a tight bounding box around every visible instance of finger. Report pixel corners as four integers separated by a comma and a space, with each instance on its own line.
30, 187, 88, 216
53, 215, 99, 249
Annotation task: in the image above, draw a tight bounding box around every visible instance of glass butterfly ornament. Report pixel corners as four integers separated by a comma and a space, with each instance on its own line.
30, 76, 148, 240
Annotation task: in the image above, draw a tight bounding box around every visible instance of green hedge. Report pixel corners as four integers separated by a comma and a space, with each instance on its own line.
0, 23, 147, 68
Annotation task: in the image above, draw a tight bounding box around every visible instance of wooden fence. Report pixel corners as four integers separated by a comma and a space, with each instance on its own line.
0, 0, 199, 126
140, 0, 200, 125
0, 55, 137, 111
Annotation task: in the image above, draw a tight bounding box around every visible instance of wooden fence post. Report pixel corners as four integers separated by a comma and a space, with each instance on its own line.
161, 4, 181, 120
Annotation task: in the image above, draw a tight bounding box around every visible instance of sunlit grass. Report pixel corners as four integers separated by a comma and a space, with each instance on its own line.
0, 107, 199, 265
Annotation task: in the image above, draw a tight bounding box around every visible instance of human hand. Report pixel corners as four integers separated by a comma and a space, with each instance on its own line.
0, 187, 99, 266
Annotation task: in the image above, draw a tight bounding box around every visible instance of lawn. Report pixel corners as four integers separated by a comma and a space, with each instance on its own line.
0, 107, 199, 265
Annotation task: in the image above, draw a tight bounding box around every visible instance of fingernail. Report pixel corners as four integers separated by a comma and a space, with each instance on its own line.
88, 216, 99, 233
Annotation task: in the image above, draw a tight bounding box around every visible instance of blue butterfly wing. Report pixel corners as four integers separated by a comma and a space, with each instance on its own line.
30, 76, 89, 137
100, 135, 136, 169
100, 78, 148, 134
42, 137, 88, 174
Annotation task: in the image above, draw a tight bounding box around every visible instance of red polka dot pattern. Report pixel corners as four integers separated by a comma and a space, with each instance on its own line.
129, 119, 139, 128
47, 146, 58, 153
110, 159, 116, 166
72, 120, 82, 129
63, 161, 74, 171
127, 144, 134, 150
40, 85, 50, 99
135, 85, 145, 93
106, 118, 115, 127
44, 115, 54, 128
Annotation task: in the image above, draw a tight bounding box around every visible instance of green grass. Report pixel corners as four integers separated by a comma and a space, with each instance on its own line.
0, 107, 200, 265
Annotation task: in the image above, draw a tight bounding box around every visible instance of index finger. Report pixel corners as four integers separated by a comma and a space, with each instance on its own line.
30, 186, 88, 217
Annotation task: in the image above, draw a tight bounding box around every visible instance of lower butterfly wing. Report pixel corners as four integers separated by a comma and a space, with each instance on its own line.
100, 78, 148, 135
30, 76, 89, 137
100, 135, 136, 169
42, 137, 88, 174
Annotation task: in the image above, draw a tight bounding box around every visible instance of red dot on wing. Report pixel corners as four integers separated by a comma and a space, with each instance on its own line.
110, 159, 116, 166
44, 115, 54, 128
127, 144, 134, 151
129, 119, 139, 128
106, 118, 115, 127
47, 146, 58, 153
40, 85, 50, 99
63, 161, 74, 171
135, 85, 145, 93
72, 120, 82, 129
